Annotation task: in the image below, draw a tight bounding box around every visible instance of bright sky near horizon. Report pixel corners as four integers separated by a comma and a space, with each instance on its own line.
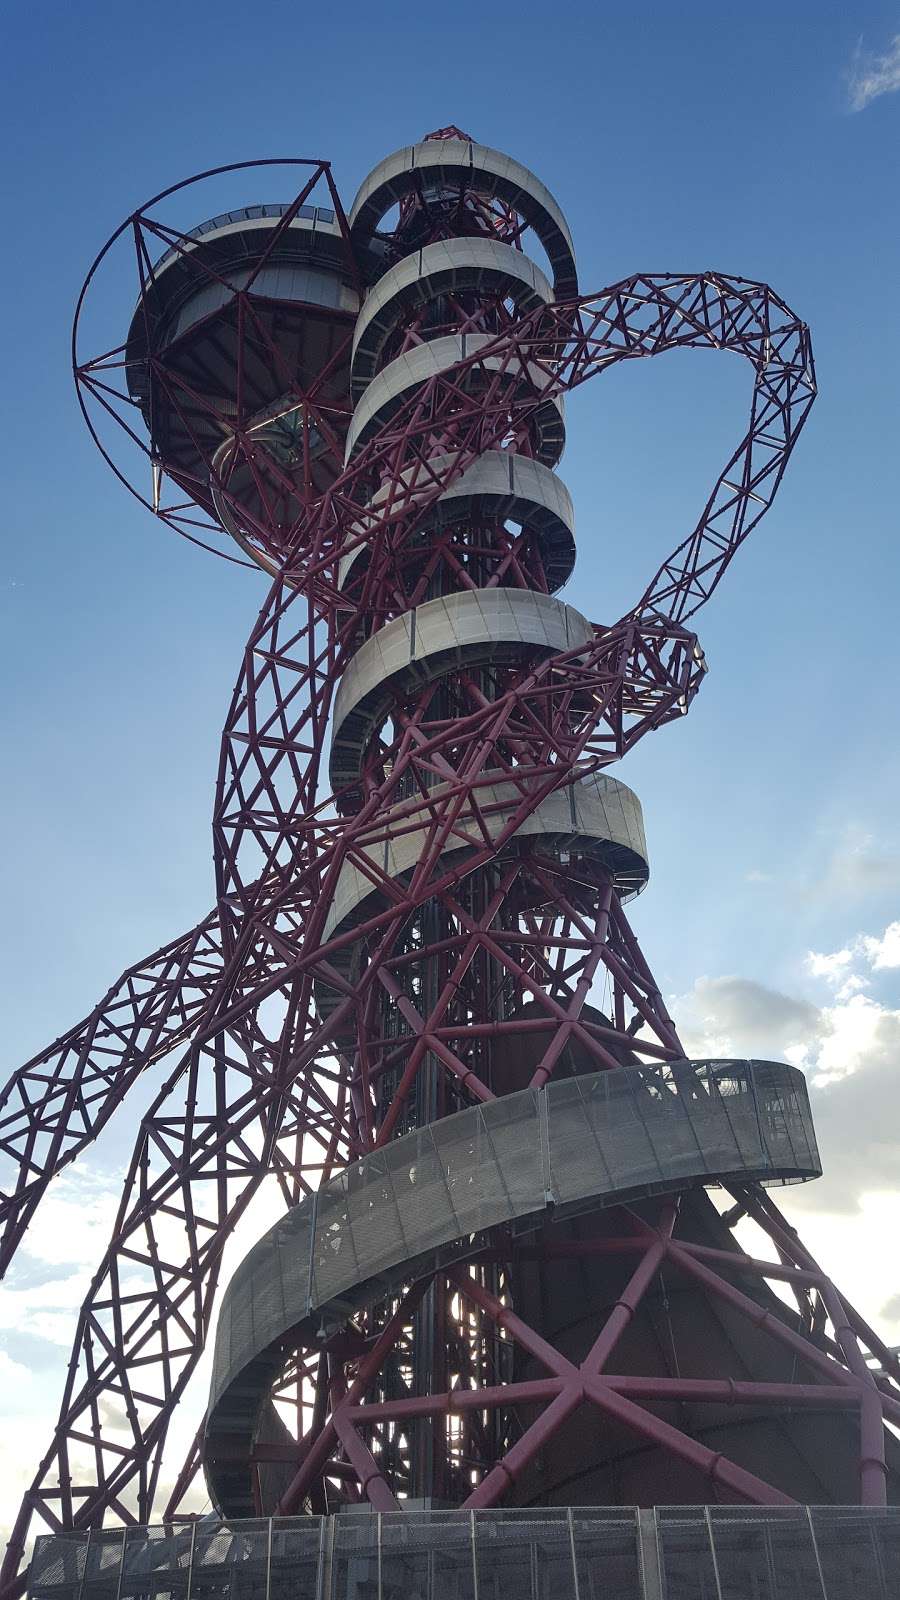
1, 0, 899, 1547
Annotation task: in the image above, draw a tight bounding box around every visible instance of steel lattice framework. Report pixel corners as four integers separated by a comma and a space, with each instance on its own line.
3, 128, 898, 1598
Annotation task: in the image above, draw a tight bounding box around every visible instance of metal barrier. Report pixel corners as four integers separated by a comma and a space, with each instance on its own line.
29, 1505, 900, 1600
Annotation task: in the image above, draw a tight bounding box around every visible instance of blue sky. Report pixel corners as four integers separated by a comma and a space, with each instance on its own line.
1, 0, 899, 1532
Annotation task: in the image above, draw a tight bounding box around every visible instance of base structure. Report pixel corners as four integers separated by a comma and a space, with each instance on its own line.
200, 1081, 900, 1518
205, 1060, 867, 1516
28, 1506, 900, 1600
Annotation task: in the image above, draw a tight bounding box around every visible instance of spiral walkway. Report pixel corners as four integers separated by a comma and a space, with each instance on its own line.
204, 1058, 820, 1517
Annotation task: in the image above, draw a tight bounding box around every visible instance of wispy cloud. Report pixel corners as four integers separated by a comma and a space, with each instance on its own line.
796, 827, 900, 904
806, 920, 900, 989
806, 947, 853, 981
848, 32, 900, 112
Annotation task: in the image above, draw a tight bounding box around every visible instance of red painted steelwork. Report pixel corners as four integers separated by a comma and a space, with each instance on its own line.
5, 131, 890, 1600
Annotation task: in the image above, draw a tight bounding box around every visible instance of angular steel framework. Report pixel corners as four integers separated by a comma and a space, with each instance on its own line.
3, 127, 898, 1597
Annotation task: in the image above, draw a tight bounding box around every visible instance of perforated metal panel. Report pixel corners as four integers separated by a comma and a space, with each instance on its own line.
203, 1058, 820, 1516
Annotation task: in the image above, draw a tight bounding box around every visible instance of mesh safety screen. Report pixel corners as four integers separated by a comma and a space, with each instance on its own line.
30, 1506, 900, 1600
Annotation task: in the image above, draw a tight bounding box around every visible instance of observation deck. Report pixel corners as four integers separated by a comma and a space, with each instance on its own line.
124, 204, 359, 519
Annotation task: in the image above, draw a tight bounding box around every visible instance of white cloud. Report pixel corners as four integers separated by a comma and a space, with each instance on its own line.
806, 947, 852, 981
15, 1167, 121, 1272
779, 1195, 900, 1341
0, 1169, 126, 1547
0, 1274, 93, 1348
805, 921, 900, 997
0, 1169, 124, 1348
812, 989, 900, 1084
673, 917, 900, 1212
848, 33, 900, 112
834, 973, 868, 1000
863, 920, 900, 970
673, 974, 821, 1061
0, 1351, 37, 1416
0, 1160, 291, 1546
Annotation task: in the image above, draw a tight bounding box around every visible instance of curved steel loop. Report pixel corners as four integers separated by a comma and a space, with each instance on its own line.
212, 270, 812, 927
269, 271, 815, 625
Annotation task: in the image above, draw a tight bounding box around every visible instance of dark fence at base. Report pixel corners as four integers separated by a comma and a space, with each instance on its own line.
28, 1505, 900, 1600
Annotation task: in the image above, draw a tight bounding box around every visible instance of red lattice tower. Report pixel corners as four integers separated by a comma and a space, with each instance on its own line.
2, 130, 899, 1593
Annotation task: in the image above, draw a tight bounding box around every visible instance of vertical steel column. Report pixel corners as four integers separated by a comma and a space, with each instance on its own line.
703, 1507, 724, 1600
184, 1519, 197, 1600
804, 1507, 829, 1600
566, 1508, 581, 1600
635, 1509, 663, 1600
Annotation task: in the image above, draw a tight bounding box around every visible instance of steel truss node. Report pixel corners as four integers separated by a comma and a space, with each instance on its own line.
6, 125, 892, 1600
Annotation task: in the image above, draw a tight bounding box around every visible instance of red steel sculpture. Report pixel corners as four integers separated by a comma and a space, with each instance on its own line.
3, 127, 899, 1593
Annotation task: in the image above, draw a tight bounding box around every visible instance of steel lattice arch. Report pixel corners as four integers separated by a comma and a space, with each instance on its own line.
3, 125, 899, 1599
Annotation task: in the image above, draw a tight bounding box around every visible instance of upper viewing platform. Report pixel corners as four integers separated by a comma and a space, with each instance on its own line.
80, 133, 585, 571
348, 139, 578, 294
